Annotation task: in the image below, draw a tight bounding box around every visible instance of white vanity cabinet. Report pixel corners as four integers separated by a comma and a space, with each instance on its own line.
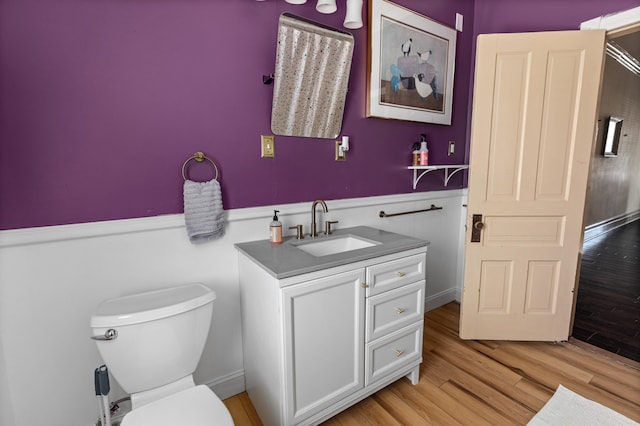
238, 245, 427, 426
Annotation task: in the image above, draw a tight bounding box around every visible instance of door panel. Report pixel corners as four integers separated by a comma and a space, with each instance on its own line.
483, 216, 565, 246
478, 261, 513, 313
460, 30, 605, 341
486, 52, 530, 201
524, 261, 560, 314
537, 50, 584, 200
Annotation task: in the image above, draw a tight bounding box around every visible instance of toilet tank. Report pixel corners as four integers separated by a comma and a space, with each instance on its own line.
90, 283, 216, 394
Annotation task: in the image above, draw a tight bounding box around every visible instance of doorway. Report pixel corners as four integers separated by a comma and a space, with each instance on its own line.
572, 11, 640, 361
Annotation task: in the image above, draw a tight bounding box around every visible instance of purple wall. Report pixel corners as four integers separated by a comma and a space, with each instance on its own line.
1, 0, 637, 230
0, 0, 474, 230
473, 0, 640, 34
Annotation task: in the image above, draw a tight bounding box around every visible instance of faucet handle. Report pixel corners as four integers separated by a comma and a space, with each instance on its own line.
289, 225, 304, 239
325, 220, 339, 235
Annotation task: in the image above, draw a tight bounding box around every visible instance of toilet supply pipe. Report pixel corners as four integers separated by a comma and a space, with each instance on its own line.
95, 365, 112, 426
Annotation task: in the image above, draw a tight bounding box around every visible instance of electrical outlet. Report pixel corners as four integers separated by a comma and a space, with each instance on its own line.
335, 140, 346, 161
261, 135, 275, 158
448, 140, 455, 156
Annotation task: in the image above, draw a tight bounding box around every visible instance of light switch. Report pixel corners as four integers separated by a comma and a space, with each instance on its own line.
335, 140, 347, 161
261, 135, 275, 158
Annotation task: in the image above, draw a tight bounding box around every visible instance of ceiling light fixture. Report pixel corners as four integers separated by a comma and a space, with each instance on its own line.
258, 0, 363, 30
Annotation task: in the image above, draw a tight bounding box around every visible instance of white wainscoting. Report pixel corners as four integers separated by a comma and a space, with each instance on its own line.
0, 190, 466, 426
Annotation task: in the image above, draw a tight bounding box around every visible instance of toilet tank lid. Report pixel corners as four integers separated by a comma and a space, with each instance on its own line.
90, 283, 216, 328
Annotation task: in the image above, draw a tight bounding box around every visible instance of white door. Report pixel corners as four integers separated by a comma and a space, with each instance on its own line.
282, 269, 365, 425
460, 30, 606, 341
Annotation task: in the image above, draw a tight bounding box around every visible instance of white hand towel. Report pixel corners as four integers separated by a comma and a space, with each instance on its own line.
183, 179, 225, 243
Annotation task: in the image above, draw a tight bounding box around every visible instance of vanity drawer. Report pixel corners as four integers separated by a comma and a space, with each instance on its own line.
366, 253, 425, 296
365, 322, 423, 386
366, 281, 424, 342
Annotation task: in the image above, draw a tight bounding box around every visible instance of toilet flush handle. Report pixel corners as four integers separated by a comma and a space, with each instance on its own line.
90, 329, 118, 341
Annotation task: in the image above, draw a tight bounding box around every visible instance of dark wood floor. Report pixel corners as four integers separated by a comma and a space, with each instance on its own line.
572, 219, 640, 362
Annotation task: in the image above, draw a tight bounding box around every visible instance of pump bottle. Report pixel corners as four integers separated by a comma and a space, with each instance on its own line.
270, 210, 283, 245
419, 134, 429, 166
412, 142, 420, 166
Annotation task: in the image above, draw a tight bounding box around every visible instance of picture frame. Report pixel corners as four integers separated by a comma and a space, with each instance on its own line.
367, 0, 457, 125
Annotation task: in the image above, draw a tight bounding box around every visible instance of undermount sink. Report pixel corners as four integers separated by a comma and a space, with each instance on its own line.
293, 235, 380, 257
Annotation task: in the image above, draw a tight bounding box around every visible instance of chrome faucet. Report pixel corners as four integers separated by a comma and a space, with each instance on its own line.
310, 199, 328, 238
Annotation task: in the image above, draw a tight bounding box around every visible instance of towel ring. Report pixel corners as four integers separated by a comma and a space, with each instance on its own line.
182, 152, 219, 181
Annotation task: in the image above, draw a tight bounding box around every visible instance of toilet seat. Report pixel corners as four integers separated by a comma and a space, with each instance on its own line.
120, 385, 234, 426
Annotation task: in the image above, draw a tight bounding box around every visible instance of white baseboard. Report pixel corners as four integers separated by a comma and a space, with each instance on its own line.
205, 369, 245, 400
584, 210, 640, 242
424, 288, 458, 312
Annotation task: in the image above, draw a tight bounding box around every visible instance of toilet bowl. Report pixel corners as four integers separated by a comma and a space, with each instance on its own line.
120, 385, 231, 426
90, 283, 234, 426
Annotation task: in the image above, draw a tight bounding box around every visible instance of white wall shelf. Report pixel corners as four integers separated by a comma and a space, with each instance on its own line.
408, 165, 469, 189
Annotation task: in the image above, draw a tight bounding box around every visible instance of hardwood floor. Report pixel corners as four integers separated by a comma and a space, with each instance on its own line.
572, 220, 640, 362
224, 302, 640, 425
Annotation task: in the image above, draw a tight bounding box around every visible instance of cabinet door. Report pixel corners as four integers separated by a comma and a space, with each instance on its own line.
282, 269, 366, 425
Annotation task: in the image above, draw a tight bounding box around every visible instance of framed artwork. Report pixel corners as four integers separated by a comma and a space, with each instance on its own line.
367, 0, 457, 125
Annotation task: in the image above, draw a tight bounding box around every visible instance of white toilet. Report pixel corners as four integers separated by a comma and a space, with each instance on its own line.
90, 283, 234, 426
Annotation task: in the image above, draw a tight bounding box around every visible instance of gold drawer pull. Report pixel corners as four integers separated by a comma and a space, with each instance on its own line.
396, 272, 406, 277
361, 282, 369, 288
395, 307, 406, 314
394, 349, 405, 357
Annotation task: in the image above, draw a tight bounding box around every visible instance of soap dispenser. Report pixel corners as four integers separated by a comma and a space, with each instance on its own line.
270, 210, 282, 245
419, 134, 429, 166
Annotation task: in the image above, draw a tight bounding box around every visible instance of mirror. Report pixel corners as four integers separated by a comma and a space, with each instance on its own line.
603, 116, 623, 157
271, 13, 354, 139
